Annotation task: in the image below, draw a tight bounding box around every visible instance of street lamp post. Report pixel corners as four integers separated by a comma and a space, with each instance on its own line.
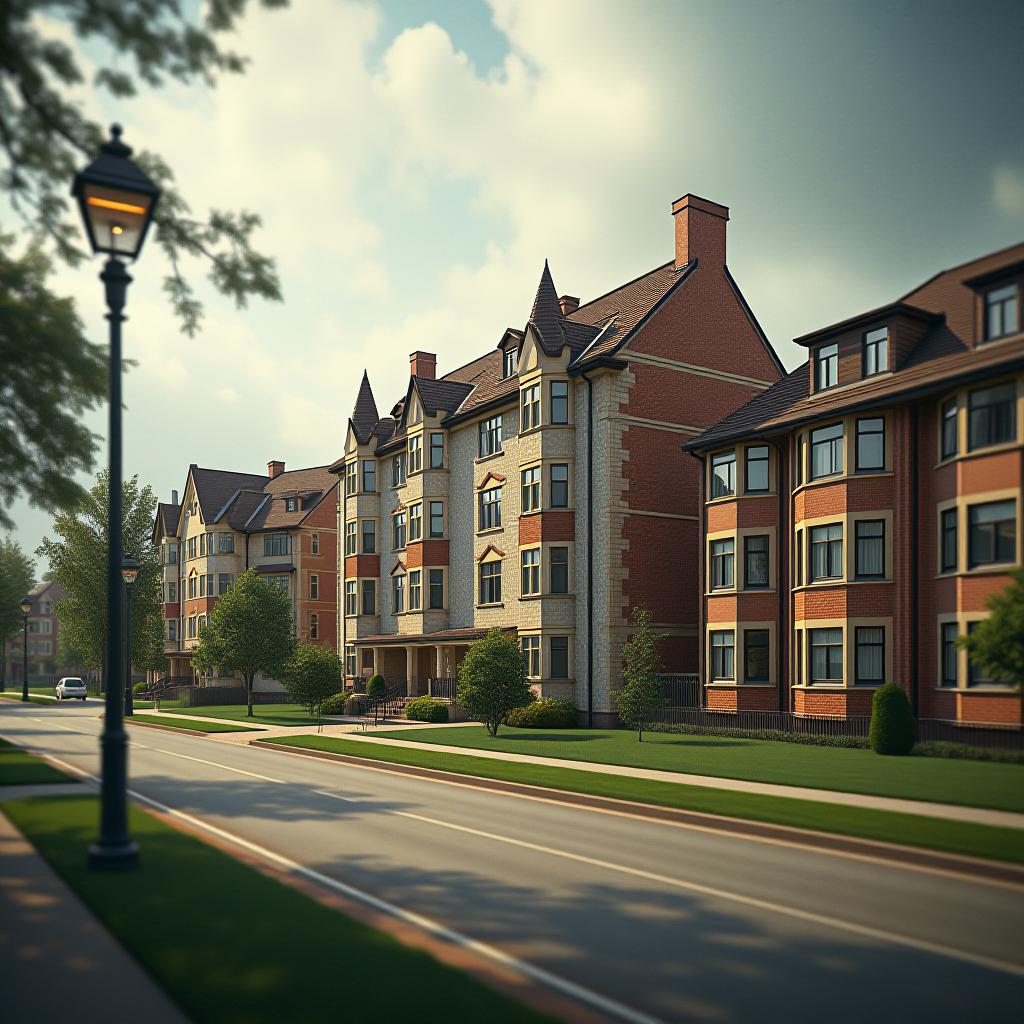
122, 555, 140, 717
73, 124, 160, 870
19, 597, 31, 702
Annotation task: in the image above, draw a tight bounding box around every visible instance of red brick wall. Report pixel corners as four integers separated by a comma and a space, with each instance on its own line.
519, 511, 574, 544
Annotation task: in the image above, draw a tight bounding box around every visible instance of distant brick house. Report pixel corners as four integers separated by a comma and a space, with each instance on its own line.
335, 191, 784, 724
687, 242, 1024, 728
2, 579, 71, 683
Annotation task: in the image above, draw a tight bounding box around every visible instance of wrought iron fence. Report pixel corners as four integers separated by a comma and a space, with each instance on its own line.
428, 677, 457, 701
659, 674, 700, 707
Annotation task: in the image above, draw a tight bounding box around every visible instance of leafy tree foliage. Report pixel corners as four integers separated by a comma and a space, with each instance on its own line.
0, 0, 286, 336
615, 607, 667, 741
192, 568, 292, 716
37, 470, 164, 682
957, 569, 1024, 710
282, 641, 341, 730
456, 629, 534, 737
0, 536, 35, 687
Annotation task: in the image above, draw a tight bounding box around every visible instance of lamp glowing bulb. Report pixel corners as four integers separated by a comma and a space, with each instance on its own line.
112, 224, 124, 235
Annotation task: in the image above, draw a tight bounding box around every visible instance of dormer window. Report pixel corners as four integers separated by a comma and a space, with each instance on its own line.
503, 348, 517, 378
284, 497, 297, 513
985, 284, 1019, 341
815, 343, 838, 390
863, 328, 888, 377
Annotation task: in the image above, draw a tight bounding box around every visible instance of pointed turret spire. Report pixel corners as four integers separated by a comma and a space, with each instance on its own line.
528, 259, 564, 355
350, 371, 380, 445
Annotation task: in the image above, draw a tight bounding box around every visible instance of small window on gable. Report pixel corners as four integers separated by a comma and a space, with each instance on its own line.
285, 496, 297, 513
863, 328, 887, 377
503, 347, 517, 379
816, 343, 838, 390
985, 284, 1019, 341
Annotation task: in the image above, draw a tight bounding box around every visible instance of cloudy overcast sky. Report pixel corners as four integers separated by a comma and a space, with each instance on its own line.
8, 0, 1024, 571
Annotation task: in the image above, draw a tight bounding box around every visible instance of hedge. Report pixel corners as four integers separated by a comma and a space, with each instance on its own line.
869, 683, 916, 755
505, 699, 578, 729
405, 696, 449, 724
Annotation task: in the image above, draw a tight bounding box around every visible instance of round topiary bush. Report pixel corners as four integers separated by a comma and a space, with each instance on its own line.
405, 696, 449, 723
869, 683, 916, 755
366, 674, 386, 697
505, 698, 578, 729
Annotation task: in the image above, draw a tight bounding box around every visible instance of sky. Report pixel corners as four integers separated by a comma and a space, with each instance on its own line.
7, 0, 1024, 572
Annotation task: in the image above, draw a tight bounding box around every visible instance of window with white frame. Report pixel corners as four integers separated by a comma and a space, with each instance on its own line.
345, 581, 357, 616
392, 453, 406, 487
344, 522, 357, 556
345, 461, 357, 495
816, 343, 838, 389
521, 548, 540, 595
409, 570, 421, 610
863, 327, 888, 376
479, 415, 502, 457
522, 635, 540, 678
710, 539, 734, 590
521, 466, 540, 512
408, 436, 422, 474
479, 487, 501, 530
711, 450, 736, 498
311, 533, 319, 555
503, 347, 517, 379
710, 630, 735, 680
810, 524, 843, 581
985, 284, 1019, 341
479, 561, 501, 604
809, 628, 843, 683
521, 383, 540, 431
346, 645, 356, 677
393, 510, 407, 550
810, 423, 844, 479
408, 503, 422, 542
285, 496, 298, 513
188, 615, 197, 639
310, 574, 319, 600
310, 614, 318, 640
392, 573, 405, 613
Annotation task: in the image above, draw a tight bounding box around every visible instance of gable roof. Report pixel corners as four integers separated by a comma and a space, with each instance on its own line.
190, 466, 269, 522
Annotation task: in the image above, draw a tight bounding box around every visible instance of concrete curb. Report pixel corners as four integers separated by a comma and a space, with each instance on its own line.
125, 719, 253, 738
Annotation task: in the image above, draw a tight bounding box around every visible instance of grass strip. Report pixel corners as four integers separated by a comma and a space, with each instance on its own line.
0, 692, 55, 706
148, 703, 323, 727
129, 714, 256, 734
0, 737, 70, 785
268, 735, 1024, 865
2, 795, 553, 1024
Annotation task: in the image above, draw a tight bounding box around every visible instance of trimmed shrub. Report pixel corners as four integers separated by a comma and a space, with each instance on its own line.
869, 683, 916, 755
405, 696, 449, 724
505, 698, 578, 729
132, 681, 149, 695
320, 691, 352, 716
366, 675, 386, 697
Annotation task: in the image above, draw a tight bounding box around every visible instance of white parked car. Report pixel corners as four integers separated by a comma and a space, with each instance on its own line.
55, 677, 88, 701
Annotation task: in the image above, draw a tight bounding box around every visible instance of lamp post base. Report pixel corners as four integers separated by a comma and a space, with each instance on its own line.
88, 838, 139, 869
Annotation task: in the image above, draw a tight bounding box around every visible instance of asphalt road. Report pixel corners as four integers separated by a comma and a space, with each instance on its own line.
3, 700, 1023, 1024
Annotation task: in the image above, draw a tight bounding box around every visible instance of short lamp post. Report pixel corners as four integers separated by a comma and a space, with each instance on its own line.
122, 555, 140, 717
19, 596, 31, 702
73, 124, 160, 870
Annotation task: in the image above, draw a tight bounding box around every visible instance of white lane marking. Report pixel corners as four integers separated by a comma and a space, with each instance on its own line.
41, 757, 664, 1024
312, 790, 1024, 979
144, 746, 285, 784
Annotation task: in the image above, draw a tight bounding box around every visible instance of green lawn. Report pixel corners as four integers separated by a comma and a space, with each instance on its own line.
129, 714, 256, 734
375, 725, 1024, 813
267, 735, 1024, 865
0, 737, 71, 785
0, 692, 54, 706
160, 704, 330, 727
2, 796, 553, 1024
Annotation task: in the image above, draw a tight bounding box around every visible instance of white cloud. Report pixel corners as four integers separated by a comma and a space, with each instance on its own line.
993, 165, 1024, 219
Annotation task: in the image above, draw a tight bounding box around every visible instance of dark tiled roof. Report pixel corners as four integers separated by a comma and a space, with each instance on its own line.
415, 377, 474, 417
352, 625, 508, 645
350, 371, 379, 444
156, 501, 180, 535
528, 260, 565, 356
245, 465, 337, 530
191, 466, 269, 522
223, 490, 268, 530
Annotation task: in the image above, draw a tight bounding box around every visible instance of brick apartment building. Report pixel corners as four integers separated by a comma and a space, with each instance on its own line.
687, 242, 1024, 728
152, 461, 339, 689
334, 192, 785, 723
2, 579, 66, 684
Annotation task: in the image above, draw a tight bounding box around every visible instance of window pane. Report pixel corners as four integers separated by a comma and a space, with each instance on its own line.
941, 400, 958, 459
856, 418, 884, 470
968, 383, 1016, 450
711, 451, 736, 497
743, 630, 770, 682
744, 535, 769, 587
745, 446, 769, 492
855, 626, 884, 683
551, 382, 569, 424
940, 623, 958, 687
855, 520, 884, 577
550, 636, 569, 678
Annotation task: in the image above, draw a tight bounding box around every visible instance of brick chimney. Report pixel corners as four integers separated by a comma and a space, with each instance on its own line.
672, 194, 729, 269
559, 295, 580, 316
409, 351, 436, 380
267, 460, 285, 479
171, 489, 179, 505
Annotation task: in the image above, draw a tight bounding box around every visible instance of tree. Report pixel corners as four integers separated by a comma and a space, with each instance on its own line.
456, 629, 534, 737
615, 607, 667, 741
281, 641, 341, 732
37, 470, 164, 682
869, 683, 916, 756
192, 568, 293, 717
957, 569, 1024, 713
0, 537, 35, 688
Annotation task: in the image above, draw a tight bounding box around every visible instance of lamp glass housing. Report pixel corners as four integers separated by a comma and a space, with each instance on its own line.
121, 563, 140, 586
82, 184, 154, 258
19, 597, 31, 615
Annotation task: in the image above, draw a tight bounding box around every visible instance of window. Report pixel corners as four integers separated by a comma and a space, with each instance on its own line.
197, 614, 207, 637
522, 636, 540, 678
809, 628, 843, 683
186, 536, 195, 558
393, 510, 407, 550
362, 460, 376, 492
521, 466, 540, 512
409, 570, 421, 611
479, 487, 502, 530
479, 415, 502, 457
311, 532, 319, 555
199, 533, 206, 556
521, 548, 540, 595
968, 500, 1016, 567
810, 423, 844, 479
503, 347, 517, 378
166, 542, 178, 564
429, 569, 444, 610
744, 535, 769, 587
188, 616, 197, 639
941, 509, 957, 572
968, 382, 1016, 451
345, 645, 356, 678
265, 533, 289, 556
985, 284, 1019, 341
200, 573, 209, 597
345, 461, 357, 496
344, 522, 357, 556
855, 627, 884, 684
309, 614, 319, 640
521, 383, 540, 431
310, 575, 319, 600
743, 630, 770, 683
745, 446, 769, 492
550, 547, 569, 594
855, 520, 885, 578
940, 623, 958, 687
710, 630, 735, 681
479, 561, 502, 605
711, 450, 736, 498
218, 574, 232, 595
218, 533, 234, 554
429, 432, 444, 469
968, 621, 1010, 687
285, 497, 298, 513
816, 343, 838, 389
855, 417, 884, 471
710, 538, 734, 590
408, 436, 422, 474
863, 327, 887, 376
188, 575, 197, 599
168, 619, 178, 642
810, 524, 843, 581
551, 381, 569, 424
939, 399, 958, 459
408, 503, 422, 542
392, 573, 405, 613
429, 501, 444, 538
550, 636, 569, 678
266, 576, 288, 594
392, 453, 406, 487
795, 630, 803, 685
361, 580, 376, 616
361, 520, 375, 554
795, 435, 805, 487
550, 464, 569, 508
166, 581, 177, 603
345, 581, 357, 616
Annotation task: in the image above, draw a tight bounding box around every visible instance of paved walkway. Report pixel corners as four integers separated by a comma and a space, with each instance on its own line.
0, 806, 190, 1024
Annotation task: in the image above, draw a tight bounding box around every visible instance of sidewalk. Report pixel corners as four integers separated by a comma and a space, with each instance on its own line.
0, 804, 190, 1024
